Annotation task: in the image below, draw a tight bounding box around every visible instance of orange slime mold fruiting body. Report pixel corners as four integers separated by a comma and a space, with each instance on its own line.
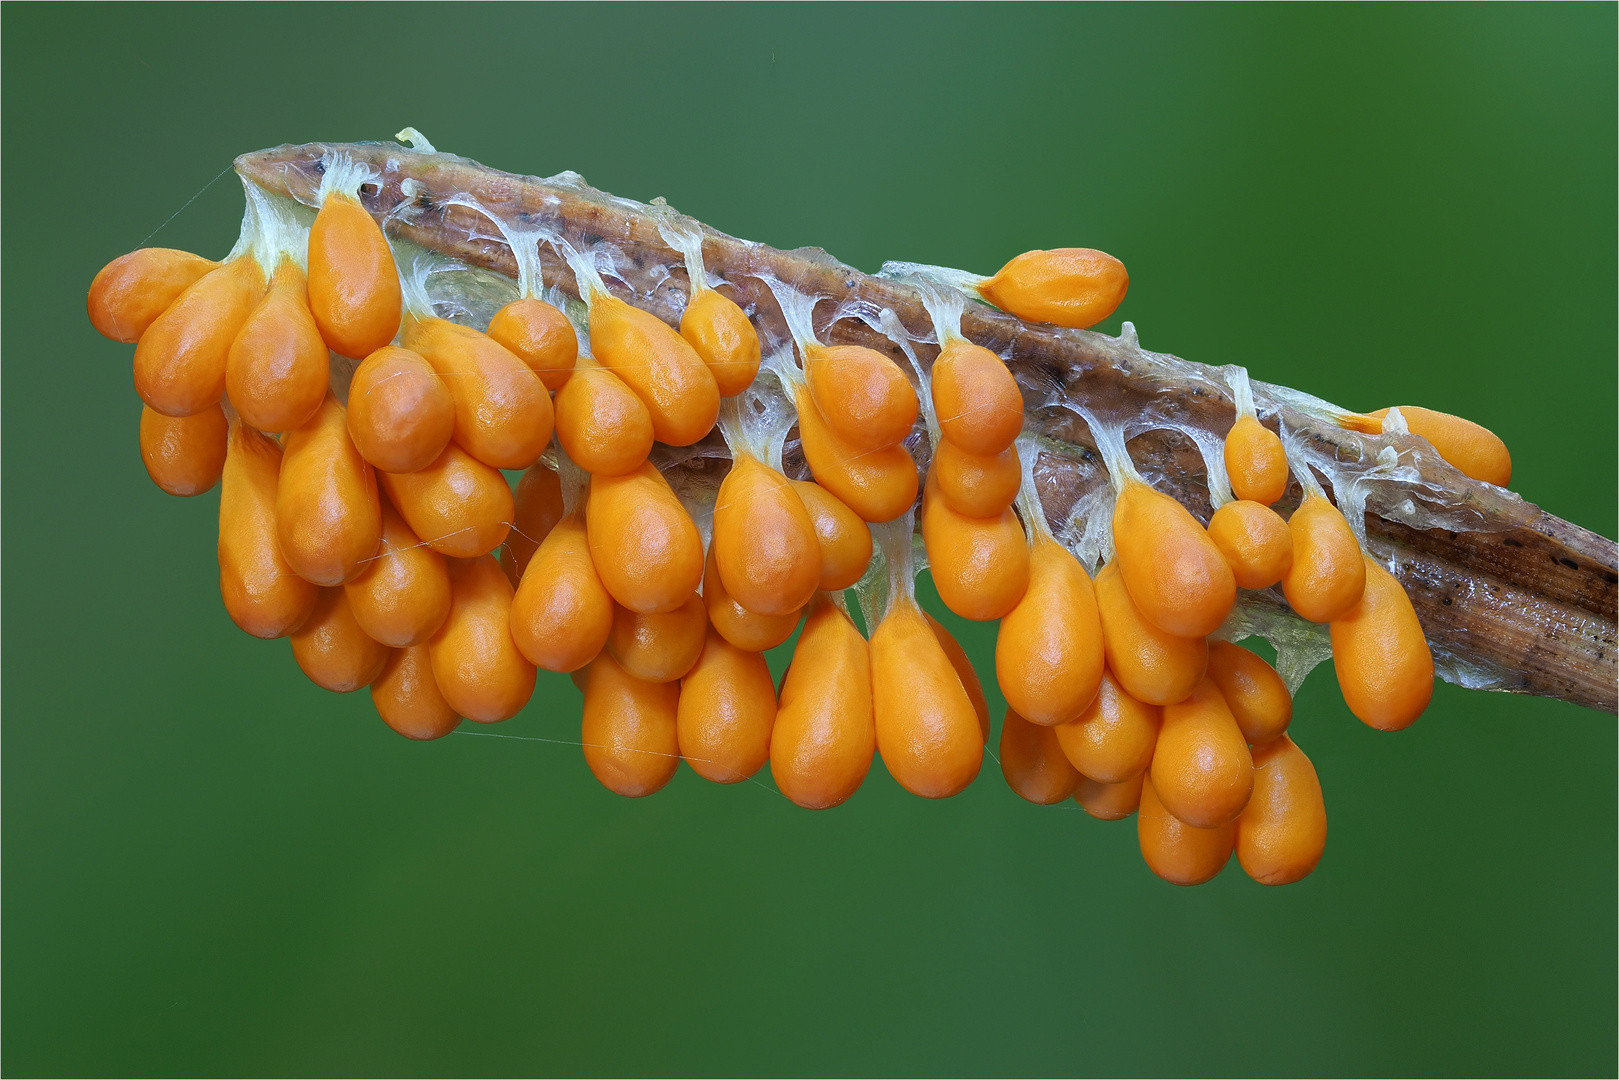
791, 480, 872, 591
922, 469, 1030, 622
139, 403, 228, 497
1094, 560, 1207, 707
511, 513, 614, 673
1236, 734, 1328, 885
225, 258, 329, 434
346, 346, 455, 474
1000, 708, 1082, 805
134, 256, 265, 417
1224, 415, 1289, 506
276, 393, 382, 587
804, 344, 919, 453
677, 627, 778, 783
871, 598, 984, 798
587, 292, 720, 446
702, 543, 801, 653
607, 594, 708, 683
89, 247, 219, 343
1282, 494, 1367, 623
307, 192, 401, 360
1112, 480, 1236, 639
1053, 668, 1161, 784
1329, 554, 1434, 731
1208, 500, 1294, 590
977, 248, 1129, 329
994, 533, 1104, 726
290, 587, 390, 693
486, 296, 578, 391
585, 461, 704, 615
1354, 407, 1513, 488
932, 438, 1021, 518
554, 358, 655, 476
580, 651, 682, 798
378, 441, 514, 559
681, 288, 761, 398
793, 385, 918, 523
1075, 772, 1145, 821
428, 554, 535, 723
1150, 677, 1254, 829
217, 421, 319, 639
1137, 773, 1236, 886
371, 644, 461, 741
713, 454, 822, 617
770, 595, 876, 809
930, 338, 1024, 457
1206, 641, 1293, 745
343, 499, 452, 648
402, 315, 553, 471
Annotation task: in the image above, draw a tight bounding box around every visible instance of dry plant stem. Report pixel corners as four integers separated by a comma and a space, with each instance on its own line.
236, 142, 1618, 713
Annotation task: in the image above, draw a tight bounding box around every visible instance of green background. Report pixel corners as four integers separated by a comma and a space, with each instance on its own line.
5, 4, 1615, 1076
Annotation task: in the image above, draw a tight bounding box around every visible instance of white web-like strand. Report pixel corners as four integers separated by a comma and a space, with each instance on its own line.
853, 508, 924, 632
432, 191, 560, 302
554, 284, 594, 363
314, 150, 381, 207
1073, 406, 1145, 492
757, 342, 806, 403
716, 374, 796, 473
1064, 480, 1117, 576
650, 199, 717, 299
391, 240, 519, 329
1223, 364, 1259, 421
874, 306, 940, 450
877, 260, 992, 303
851, 525, 887, 634
395, 246, 453, 323
235, 178, 313, 273
1012, 433, 1056, 545
1213, 597, 1335, 697
1183, 423, 1236, 511
557, 234, 637, 313
881, 265, 974, 350
759, 275, 830, 366
1277, 419, 1332, 503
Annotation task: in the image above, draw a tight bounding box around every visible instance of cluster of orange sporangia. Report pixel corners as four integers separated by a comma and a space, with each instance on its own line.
90, 150, 1514, 885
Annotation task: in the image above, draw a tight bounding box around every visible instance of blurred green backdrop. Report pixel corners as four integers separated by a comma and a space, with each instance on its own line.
4, 4, 1615, 1076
